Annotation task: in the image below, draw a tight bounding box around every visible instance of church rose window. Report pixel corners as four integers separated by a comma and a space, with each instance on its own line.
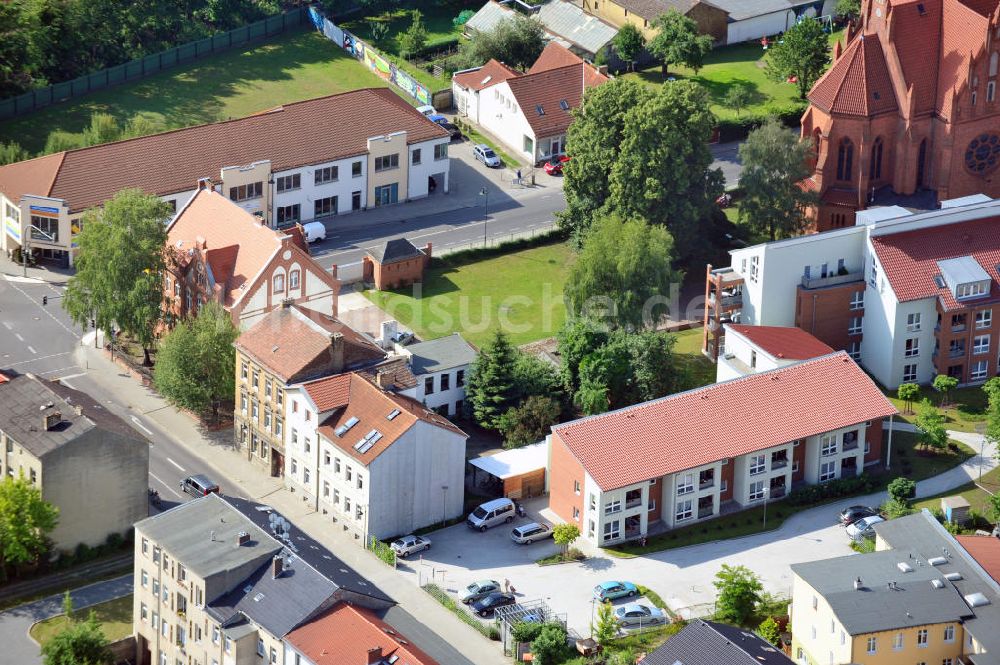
965, 133, 1000, 175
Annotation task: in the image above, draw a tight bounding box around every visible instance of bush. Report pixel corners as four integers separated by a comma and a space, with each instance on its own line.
105, 532, 124, 550
512, 620, 545, 644
881, 498, 914, 519
423, 584, 499, 640
786, 473, 877, 506
887, 477, 917, 503
715, 101, 808, 143
531, 623, 570, 665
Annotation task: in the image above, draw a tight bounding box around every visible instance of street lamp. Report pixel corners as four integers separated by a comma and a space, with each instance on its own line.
22, 224, 56, 277
975, 422, 987, 481
441, 485, 449, 526
479, 187, 489, 244
762, 486, 770, 530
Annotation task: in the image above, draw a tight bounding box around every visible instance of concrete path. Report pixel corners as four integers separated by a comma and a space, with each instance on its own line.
0, 574, 132, 665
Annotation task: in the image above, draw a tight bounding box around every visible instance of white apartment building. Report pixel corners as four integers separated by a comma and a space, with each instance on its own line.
717, 324, 834, 381
283, 372, 467, 541
704, 195, 1000, 388
396, 333, 477, 417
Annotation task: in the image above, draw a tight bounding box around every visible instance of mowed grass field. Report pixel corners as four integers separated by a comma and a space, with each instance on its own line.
29, 595, 133, 647
0, 29, 388, 155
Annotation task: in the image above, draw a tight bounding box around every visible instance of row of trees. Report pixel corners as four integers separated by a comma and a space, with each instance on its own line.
0, 0, 281, 98
1, 111, 163, 166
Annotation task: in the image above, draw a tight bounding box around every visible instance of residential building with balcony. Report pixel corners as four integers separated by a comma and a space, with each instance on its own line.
0, 371, 148, 550
717, 324, 834, 381
283, 372, 467, 542
789, 510, 1000, 665
233, 302, 385, 476
703, 195, 1000, 388
165, 186, 340, 330
547, 352, 896, 547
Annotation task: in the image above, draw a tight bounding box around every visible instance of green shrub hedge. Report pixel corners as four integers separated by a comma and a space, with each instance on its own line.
716, 102, 809, 143
786, 473, 878, 506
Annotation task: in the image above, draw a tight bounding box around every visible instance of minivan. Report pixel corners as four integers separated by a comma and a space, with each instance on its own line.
466, 497, 515, 532
180, 474, 220, 497
301, 221, 326, 244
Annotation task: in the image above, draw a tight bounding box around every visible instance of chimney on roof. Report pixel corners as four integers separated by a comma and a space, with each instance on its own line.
380, 320, 398, 350
330, 264, 338, 280
272, 554, 284, 579
854, 576, 863, 590
197, 177, 213, 191
366, 647, 384, 665
43, 411, 62, 431
328, 332, 345, 373
376, 371, 395, 391
196, 235, 207, 250
236, 531, 250, 547
73, 405, 83, 416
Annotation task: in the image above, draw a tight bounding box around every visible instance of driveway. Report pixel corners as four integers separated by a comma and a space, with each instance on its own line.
393, 430, 997, 637
0, 574, 132, 665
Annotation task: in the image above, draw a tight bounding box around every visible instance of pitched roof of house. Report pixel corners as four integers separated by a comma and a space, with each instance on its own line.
0, 372, 144, 458
0, 152, 64, 205
535, 1, 618, 55
528, 41, 584, 74
306, 373, 466, 466
166, 188, 309, 308
727, 325, 834, 360
808, 35, 898, 116
552, 352, 897, 491
506, 60, 608, 137
956, 535, 1000, 584
936, 0, 992, 118
869, 215, 1000, 309
707, 0, 801, 21
640, 619, 793, 665
285, 603, 439, 665
235, 304, 384, 382
885, 0, 943, 116
452, 59, 521, 92
611, 0, 705, 21
406, 333, 478, 374
0, 88, 447, 212
359, 356, 419, 391
366, 237, 425, 264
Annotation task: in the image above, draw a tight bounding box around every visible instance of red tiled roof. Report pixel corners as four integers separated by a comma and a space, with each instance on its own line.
870, 215, 1000, 309
0, 152, 64, 204
286, 603, 438, 665
936, 0, 990, 118
4, 89, 447, 213
821, 187, 860, 207
885, 0, 942, 116
956, 535, 1000, 583
303, 373, 353, 412
453, 59, 521, 91
528, 42, 583, 74
808, 35, 897, 116
553, 352, 897, 491
506, 62, 608, 138
235, 305, 384, 382
727, 325, 834, 360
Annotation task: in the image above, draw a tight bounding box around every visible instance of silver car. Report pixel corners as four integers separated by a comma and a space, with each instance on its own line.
846, 515, 885, 541
460, 579, 501, 604
390, 534, 431, 558
615, 603, 666, 627
473, 144, 502, 168
511, 522, 554, 545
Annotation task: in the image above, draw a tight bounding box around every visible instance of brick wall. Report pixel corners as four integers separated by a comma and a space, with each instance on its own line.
548, 433, 584, 526
719, 458, 734, 501
688, 3, 728, 43
794, 281, 864, 351
865, 418, 884, 466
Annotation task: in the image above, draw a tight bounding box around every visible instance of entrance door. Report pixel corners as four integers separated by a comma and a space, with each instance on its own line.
271, 451, 284, 477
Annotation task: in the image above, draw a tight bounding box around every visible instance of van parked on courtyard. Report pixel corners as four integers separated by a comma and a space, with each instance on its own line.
466, 497, 515, 532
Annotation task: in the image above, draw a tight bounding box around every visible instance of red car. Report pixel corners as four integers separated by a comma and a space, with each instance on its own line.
543, 155, 571, 175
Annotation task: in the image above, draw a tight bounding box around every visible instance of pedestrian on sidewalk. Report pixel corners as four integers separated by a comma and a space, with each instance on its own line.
503, 578, 510, 592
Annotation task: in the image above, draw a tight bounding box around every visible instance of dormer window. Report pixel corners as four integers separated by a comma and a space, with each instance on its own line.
938, 257, 991, 301
957, 281, 988, 299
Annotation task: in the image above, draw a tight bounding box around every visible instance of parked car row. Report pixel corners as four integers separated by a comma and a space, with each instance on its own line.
838, 505, 885, 542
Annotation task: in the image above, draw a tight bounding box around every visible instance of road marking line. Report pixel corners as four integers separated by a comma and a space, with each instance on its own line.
40, 365, 82, 375
2, 321, 11, 330
5, 351, 71, 367
149, 472, 183, 499
14, 333, 23, 341
56, 372, 87, 382
59, 377, 77, 389
130, 416, 154, 436
4, 279, 79, 338
27, 345, 37, 354
167, 457, 186, 473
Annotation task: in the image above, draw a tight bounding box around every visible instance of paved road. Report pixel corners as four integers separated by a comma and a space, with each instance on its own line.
0, 574, 132, 665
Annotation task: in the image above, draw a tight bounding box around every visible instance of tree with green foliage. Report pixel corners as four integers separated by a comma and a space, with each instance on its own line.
44, 131, 84, 154
0, 475, 59, 582
724, 84, 753, 118
647, 10, 713, 76
765, 18, 831, 99
887, 476, 917, 504
399, 9, 428, 59
897, 383, 921, 414
81, 112, 122, 146
41, 610, 112, 665
62, 590, 75, 622
612, 23, 645, 72
463, 13, 545, 70
756, 616, 781, 646
556, 318, 610, 393
512, 353, 562, 404
466, 329, 518, 429
369, 15, 391, 44
713, 564, 763, 625
0, 141, 28, 165
564, 215, 681, 331
453, 9, 475, 27
552, 523, 580, 556
592, 600, 618, 645
986, 492, 1000, 526
497, 396, 561, 449
932, 374, 959, 406
914, 399, 948, 452
881, 497, 913, 519
531, 623, 569, 665
154, 302, 238, 421
983, 377, 1000, 461
738, 118, 817, 241
835, 0, 861, 18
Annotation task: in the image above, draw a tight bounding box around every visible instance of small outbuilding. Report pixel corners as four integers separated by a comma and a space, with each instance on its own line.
469, 441, 548, 499
363, 238, 432, 290
941, 495, 972, 526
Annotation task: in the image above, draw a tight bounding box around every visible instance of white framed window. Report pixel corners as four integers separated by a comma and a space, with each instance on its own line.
289, 270, 299, 290
720, 479, 729, 492
976, 309, 992, 329
974, 334, 990, 355
603, 520, 621, 541
573, 480, 581, 495
604, 499, 622, 515
748, 480, 765, 501
917, 628, 928, 646
866, 636, 876, 654
821, 434, 838, 457
869, 259, 879, 288
943, 624, 955, 642
792, 460, 800, 473
315, 166, 338, 184
750, 256, 759, 283
903, 363, 918, 382
303, 468, 310, 484
850, 290, 864, 310
677, 473, 694, 495
905, 338, 919, 357
589, 493, 596, 512
820, 461, 837, 482
141, 603, 148, 621
276, 173, 301, 192
675, 499, 693, 521
848, 341, 861, 360
848, 316, 863, 335
972, 360, 989, 381
907, 312, 921, 331
958, 282, 987, 299
141, 570, 149, 587
257, 639, 266, 657
573, 506, 580, 520
749, 455, 766, 475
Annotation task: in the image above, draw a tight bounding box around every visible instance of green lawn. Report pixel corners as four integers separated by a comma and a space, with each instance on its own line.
30, 595, 133, 647
913, 465, 1000, 521
672, 327, 716, 388
885, 385, 989, 433
626, 29, 844, 121
364, 241, 575, 348
0, 29, 388, 155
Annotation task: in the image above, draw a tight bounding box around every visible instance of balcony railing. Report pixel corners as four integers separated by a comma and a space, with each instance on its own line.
625, 498, 643, 509
698, 506, 714, 519
949, 348, 966, 358
842, 440, 859, 451
800, 271, 863, 290
952, 324, 967, 333
770, 488, 786, 500
709, 292, 743, 308
770, 459, 788, 470
699, 479, 715, 490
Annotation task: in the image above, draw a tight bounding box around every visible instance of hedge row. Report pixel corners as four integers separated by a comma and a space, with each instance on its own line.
786, 473, 878, 506
424, 583, 501, 640
716, 102, 809, 143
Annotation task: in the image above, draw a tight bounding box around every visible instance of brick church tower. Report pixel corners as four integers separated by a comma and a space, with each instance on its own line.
802, 0, 1000, 231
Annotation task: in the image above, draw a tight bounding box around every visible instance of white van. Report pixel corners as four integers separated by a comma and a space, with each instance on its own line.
301, 221, 326, 244
466, 497, 516, 532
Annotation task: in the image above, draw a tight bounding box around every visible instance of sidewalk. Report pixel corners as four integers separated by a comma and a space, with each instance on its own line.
0, 255, 72, 285
0, 574, 132, 665
72, 340, 509, 665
